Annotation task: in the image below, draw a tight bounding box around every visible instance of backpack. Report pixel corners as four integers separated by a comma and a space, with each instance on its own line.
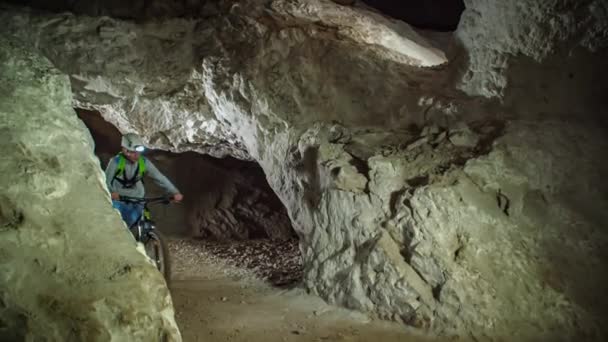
112, 153, 147, 189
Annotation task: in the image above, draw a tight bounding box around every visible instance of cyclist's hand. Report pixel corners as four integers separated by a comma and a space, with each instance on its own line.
172, 193, 184, 203
111, 192, 120, 200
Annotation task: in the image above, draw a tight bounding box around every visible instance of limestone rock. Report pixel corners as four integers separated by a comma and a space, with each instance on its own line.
2, 0, 222, 19
0, 1, 461, 162
1, 0, 608, 341
455, 0, 608, 119
0, 38, 181, 341
272, 0, 448, 66
160, 152, 295, 241
448, 123, 479, 148
183, 163, 295, 241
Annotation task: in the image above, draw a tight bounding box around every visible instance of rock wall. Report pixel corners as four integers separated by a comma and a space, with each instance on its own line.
0, 38, 181, 341
142, 151, 295, 241
274, 120, 608, 341
2, 0, 223, 19
454, 0, 608, 121
167, 153, 295, 241
2, 0, 607, 340
0, 0, 459, 162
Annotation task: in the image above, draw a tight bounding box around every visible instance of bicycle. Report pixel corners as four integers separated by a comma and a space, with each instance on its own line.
119, 196, 172, 283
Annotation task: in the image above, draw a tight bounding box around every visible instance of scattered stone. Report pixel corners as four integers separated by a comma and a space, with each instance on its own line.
421, 125, 440, 137
170, 239, 302, 287
433, 131, 447, 144
406, 136, 429, 150
448, 127, 479, 147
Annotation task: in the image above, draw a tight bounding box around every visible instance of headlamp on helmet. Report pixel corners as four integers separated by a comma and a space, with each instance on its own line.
121, 133, 146, 152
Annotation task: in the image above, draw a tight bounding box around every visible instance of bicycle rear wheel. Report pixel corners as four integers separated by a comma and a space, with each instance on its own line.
144, 230, 171, 285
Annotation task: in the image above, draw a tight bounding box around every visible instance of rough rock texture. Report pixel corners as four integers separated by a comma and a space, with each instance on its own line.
455, 0, 608, 119
289, 119, 604, 340
2, 0, 608, 340
77, 109, 295, 241
2, 0, 224, 19
176, 155, 295, 241
363, 121, 608, 339
272, 0, 448, 67
0, 0, 460, 159
0, 38, 181, 341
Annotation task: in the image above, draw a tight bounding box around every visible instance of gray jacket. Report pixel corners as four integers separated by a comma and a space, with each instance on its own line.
105, 154, 179, 198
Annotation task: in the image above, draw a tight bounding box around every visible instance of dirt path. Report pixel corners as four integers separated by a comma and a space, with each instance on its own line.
168, 239, 440, 342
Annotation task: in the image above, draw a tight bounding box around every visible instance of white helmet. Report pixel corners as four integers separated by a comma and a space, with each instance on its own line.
121, 133, 145, 152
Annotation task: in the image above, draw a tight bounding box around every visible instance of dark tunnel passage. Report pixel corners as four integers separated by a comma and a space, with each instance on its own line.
76, 109, 303, 287
361, 0, 465, 31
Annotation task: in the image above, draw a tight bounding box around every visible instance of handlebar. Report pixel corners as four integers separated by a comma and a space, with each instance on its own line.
118, 196, 172, 205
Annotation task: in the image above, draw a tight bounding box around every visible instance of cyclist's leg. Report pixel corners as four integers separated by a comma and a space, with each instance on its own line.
112, 200, 131, 226
124, 203, 144, 228
112, 201, 143, 228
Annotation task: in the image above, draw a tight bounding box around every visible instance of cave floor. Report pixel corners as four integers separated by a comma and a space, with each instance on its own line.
168, 239, 438, 342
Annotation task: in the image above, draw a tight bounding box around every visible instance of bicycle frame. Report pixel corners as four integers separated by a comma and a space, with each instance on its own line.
117, 196, 173, 281
119, 196, 171, 242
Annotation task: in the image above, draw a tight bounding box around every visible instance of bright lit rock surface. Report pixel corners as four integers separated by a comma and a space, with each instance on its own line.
0, 37, 181, 342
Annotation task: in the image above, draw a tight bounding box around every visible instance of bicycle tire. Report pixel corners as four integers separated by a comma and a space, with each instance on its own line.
144, 230, 171, 285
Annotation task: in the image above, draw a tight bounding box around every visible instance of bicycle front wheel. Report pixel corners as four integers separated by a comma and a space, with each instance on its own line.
144, 230, 171, 285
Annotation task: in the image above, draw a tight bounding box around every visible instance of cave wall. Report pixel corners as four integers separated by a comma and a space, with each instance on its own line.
0, 37, 180, 341
455, 0, 608, 120
165, 153, 295, 241
1, 0, 608, 340
142, 151, 295, 241
2, 0, 222, 19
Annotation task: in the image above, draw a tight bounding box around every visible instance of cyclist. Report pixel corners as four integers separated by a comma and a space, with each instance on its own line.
105, 133, 183, 227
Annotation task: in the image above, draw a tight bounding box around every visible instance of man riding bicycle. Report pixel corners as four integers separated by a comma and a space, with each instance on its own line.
105, 133, 183, 227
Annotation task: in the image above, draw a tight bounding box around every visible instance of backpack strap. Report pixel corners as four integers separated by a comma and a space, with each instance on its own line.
138, 155, 146, 177
115, 154, 127, 177
112, 154, 146, 189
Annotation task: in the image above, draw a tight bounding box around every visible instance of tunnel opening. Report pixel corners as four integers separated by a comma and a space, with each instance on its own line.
360, 0, 465, 32
76, 109, 303, 288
